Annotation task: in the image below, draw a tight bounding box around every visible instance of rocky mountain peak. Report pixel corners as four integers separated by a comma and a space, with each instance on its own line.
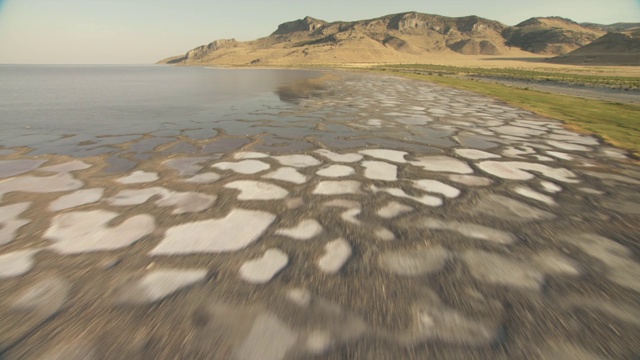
272, 16, 328, 35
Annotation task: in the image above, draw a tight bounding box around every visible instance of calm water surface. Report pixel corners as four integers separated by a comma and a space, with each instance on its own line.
0, 65, 321, 151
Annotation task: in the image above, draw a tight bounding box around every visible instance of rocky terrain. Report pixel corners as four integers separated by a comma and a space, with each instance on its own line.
159, 12, 638, 66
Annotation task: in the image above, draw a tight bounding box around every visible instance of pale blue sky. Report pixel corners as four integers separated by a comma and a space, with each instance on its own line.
0, 0, 638, 64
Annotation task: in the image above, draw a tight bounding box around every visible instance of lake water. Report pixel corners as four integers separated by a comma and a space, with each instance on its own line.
0, 65, 321, 154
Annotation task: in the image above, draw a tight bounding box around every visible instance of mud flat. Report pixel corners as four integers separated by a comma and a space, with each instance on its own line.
0, 71, 639, 359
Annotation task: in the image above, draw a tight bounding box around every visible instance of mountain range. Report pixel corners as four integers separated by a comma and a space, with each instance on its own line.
159, 12, 640, 66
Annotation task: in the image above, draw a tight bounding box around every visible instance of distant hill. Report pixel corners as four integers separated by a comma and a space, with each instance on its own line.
158, 12, 633, 66
582, 22, 640, 33
160, 12, 524, 66
502, 17, 606, 55
549, 33, 640, 66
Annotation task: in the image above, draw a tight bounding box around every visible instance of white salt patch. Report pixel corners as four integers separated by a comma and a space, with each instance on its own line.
565, 233, 639, 292
546, 140, 591, 152
150, 209, 275, 255
239, 249, 288, 284
318, 238, 352, 274
183, 172, 221, 183
366, 119, 383, 128
580, 187, 605, 195
0, 202, 31, 246
313, 181, 361, 195
213, 160, 270, 174
117, 269, 207, 304
362, 161, 397, 181
45, 210, 155, 254
514, 186, 557, 206
359, 149, 408, 163
533, 155, 554, 161
155, 192, 216, 214
0, 249, 39, 278
413, 179, 460, 198
0, 159, 47, 178
108, 187, 214, 214
428, 108, 450, 115
263, 167, 307, 184
39, 160, 91, 173
305, 330, 333, 354
162, 157, 213, 176
340, 208, 361, 225
491, 125, 545, 137
546, 151, 574, 161
48, 188, 104, 211
11, 276, 70, 316
582, 171, 640, 185
511, 121, 548, 131
377, 201, 413, 218
502, 146, 535, 158
276, 219, 323, 240
316, 165, 355, 178
455, 149, 500, 160
225, 180, 289, 200
531, 252, 580, 276
461, 251, 545, 291
448, 175, 493, 187
473, 194, 555, 221
411, 156, 473, 174
116, 171, 159, 184
234, 152, 269, 159
235, 313, 298, 360
423, 218, 515, 244
397, 115, 432, 125
314, 149, 363, 163
108, 187, 166, 206
540, 181, 562, 193
286, 288, 311, 307
375, 227, 395, 241
0, 173, 83, 201
477, 161, 578, 183
273, 154, 321, 168
379, 245, 452, 276
371, 185, 442, 207
603, 149, 627, 160
549, 134, 599, 145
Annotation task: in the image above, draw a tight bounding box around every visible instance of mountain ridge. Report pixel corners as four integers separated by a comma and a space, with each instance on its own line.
159, 12, 633, 66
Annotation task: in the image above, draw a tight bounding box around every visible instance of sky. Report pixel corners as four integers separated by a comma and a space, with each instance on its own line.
0, 0, 638, 64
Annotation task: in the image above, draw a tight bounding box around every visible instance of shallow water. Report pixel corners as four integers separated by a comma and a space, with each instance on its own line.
0, 65, 320, 153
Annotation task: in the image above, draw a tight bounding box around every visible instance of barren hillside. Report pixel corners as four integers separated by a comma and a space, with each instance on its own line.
502, 17, 606, 55
550, 33, 640, 66
159, 12, 634, 66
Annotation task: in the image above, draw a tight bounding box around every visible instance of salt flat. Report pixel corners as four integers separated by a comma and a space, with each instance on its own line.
0, 70, 638, 360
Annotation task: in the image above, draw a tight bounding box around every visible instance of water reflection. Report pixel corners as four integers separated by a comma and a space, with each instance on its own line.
275, 75, 332, 103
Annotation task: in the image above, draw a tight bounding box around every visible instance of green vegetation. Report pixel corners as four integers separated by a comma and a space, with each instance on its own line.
377, 70, 640, 156
374, 64, 640, 90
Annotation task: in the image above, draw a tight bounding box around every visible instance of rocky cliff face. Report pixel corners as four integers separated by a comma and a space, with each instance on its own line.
185, 39, 237, 61
271, 16, 327, 35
